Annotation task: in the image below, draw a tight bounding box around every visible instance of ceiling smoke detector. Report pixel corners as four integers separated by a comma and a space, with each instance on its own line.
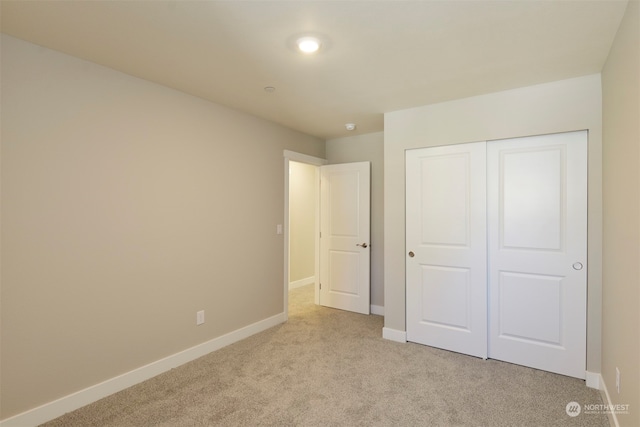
345, 123, 356, 131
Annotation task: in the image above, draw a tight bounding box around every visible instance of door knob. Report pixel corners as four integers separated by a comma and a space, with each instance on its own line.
572, 262, 583, 270
357, 243, 368, 248
408, 251, 415, 257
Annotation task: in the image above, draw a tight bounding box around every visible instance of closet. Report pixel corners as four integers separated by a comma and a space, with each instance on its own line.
406, 131, 587, 379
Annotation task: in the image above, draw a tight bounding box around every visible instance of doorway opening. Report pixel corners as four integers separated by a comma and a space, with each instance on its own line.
288, 160, 318, 305
283, 150, 326, 319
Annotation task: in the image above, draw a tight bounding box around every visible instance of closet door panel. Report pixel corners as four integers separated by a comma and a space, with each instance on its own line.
406, 142, 487, 358
487, 131, 587, 379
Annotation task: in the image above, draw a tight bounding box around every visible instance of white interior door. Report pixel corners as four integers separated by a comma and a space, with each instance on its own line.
406, 143, 488, 358
487, 131, 587, 379
320, 162, 370, 314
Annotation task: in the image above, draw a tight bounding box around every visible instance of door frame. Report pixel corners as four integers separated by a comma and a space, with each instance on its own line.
283, 150, 327, 320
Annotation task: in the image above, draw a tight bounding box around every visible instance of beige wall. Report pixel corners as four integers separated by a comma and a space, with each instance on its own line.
602, 1, 640, 425
326, 132, 384, 308
384, 74, 603, 372
288, 161, 316, 284
0, 35, 324, 419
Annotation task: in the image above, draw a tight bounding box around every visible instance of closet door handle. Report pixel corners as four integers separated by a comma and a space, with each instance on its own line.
572, 262, 583, 270
408, 251, 415, 258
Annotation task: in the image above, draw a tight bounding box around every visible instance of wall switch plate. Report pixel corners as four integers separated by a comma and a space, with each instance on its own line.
276, 224, 283, 235
196, 310, 205, 325
616, 367, 620, 393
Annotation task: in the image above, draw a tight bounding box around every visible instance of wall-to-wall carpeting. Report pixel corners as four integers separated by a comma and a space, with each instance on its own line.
43, 285, 606, 426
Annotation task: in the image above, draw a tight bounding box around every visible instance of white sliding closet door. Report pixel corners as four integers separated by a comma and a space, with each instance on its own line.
406, 131, 588, 379
487, 131, 587, 379
406, 142, 488, 358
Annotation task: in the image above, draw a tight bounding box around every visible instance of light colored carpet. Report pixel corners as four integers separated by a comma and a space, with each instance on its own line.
43, 284, 607, 426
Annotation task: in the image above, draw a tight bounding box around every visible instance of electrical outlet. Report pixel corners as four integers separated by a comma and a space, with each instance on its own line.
616, 367, 620, 393
196, 310, 205, 326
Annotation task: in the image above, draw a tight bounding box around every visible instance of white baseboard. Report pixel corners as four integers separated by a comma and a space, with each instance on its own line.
599, 374, 620, 427
288, 276, 315, 290
586, 371, 600, 389
370, 305, 384, 316
382, 327, 407, 343
0, 313, 286, 427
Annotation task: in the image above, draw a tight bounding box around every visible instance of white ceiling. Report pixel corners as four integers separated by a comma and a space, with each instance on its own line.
0, 0, 629, 139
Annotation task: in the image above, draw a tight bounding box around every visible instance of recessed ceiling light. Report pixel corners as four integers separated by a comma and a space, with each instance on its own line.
296, 37, 321, 54
287, 33, 330, 55
264, 86, 276, 93
345, 123, 356, 131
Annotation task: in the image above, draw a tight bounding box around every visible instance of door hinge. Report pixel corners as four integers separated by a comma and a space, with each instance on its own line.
319, 283, 322, 290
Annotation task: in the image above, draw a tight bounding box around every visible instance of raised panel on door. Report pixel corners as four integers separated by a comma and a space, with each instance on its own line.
320, 162, 370, 314
419, 265, 471, 331
406, 143, 487, 358
487, 131, 587, 379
